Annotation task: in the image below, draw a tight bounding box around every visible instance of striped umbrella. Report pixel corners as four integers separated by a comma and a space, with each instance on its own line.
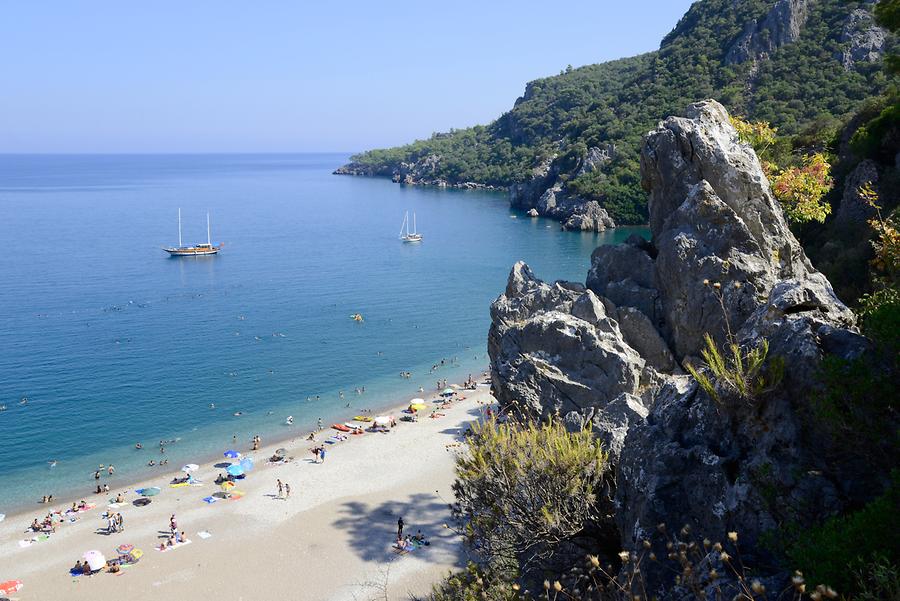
116, 543, 134, 555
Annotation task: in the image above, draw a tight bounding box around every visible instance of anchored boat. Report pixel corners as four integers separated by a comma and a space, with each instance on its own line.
399, 211, 422, 243
164, 209, 222, 256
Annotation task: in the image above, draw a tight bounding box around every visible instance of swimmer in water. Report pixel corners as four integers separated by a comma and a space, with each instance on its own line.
234, 411, 243, 416
210, 403, 215, 409
135, 442, 142, 449
48, 460, 58, 468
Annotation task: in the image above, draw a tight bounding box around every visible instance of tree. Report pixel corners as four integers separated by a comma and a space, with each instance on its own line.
451, 417, 610, 572
771, 153, 834, 224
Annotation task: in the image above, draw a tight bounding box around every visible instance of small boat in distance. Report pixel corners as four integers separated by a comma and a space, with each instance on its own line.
399, 211, 422, 243
164, 209, 222, 256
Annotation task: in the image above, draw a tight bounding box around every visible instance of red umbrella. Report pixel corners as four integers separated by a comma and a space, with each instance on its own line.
0, 579, 23, 595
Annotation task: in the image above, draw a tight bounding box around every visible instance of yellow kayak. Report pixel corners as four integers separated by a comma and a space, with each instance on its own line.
353, 416, 373, 422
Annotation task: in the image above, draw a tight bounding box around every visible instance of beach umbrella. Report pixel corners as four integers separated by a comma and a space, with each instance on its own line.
181, 463, 199, 472
374, 416, 391, 426
221, 481, 235, 490
133, 498, 151, 507
139, 486, 161, 497
239, 457, 254, 472
410, 398, 425, 404
116, 543, 134, 555
0, 580, 22, 595
124, 548, 143, 563
223, 450, 240, 458
441, 388, 455, 396
83, 550, 106, 571
226, 464, 244, 476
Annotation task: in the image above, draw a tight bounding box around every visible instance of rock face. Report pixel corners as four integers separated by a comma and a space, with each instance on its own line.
838, 6, 887, 70
488, 100, 871, 595
835, 159, 879, 229
508, 146, 618, 232
726, 0, 810, 64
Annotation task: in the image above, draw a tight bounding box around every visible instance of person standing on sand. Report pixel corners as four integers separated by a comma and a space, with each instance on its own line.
276, 479, 283, 498
319, 447, 326, 463
397, 516, 404, 540
284, 483, 291, 499
170, 514, 177, 535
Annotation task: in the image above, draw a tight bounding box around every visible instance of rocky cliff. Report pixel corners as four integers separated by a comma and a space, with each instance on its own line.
335, 1, 892, 230
488, 100, 879, 596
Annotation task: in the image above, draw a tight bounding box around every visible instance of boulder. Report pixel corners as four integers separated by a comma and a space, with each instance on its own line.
562, 201, 616, 232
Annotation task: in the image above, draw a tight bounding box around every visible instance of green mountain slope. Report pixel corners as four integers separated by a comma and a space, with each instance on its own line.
336, 0, 892, 226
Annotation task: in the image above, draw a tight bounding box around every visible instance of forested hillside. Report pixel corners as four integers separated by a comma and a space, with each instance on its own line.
337, 0, 891, 225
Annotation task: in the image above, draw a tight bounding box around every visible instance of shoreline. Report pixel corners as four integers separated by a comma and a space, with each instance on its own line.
3, 369, 490, 522
0, 379, 493, 601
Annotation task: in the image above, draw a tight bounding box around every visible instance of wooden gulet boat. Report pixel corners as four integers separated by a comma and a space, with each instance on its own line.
164, 209, 222, 256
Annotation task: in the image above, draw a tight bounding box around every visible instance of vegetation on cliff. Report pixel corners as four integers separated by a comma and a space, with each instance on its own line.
343, 0, 891, 225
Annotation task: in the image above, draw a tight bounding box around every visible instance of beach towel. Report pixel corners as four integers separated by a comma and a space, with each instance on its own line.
202, 496, 217, 504
169, 482, 189, 488
227, 491, 245, 501
197, 530, 212, 539
155, 539, 192, 553
106, 502, 126, 509
18, 534, 50, 547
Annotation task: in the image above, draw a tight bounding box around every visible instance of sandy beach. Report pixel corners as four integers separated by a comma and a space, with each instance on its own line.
0, 386, 494, 601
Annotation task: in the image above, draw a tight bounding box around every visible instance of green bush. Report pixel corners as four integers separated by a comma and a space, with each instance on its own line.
786, 477, 900, 596
451, 417, 610, 572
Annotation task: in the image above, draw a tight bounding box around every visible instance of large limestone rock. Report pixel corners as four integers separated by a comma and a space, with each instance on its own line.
562, 201, 616, 232
489, 262, 647, 432
641, 100, 821, 357
489, 99, 873, 594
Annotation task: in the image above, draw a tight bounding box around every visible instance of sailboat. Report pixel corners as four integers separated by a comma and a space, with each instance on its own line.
399, 211, 423, 243
163, 209, 223, 256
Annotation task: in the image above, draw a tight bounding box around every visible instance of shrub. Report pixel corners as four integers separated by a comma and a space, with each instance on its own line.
686, 334, 783, 405
785, 477, 900, 597
451, 417, 610, 572
771, 153, 834, 224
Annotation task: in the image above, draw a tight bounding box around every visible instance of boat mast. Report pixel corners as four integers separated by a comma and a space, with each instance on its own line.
178, 208, 183, 248
413, 212, 417, 235
207, 212, 211, 245
400, 211, 408, 237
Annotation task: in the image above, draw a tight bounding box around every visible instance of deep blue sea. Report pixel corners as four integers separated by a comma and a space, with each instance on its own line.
0, 153, 647, 512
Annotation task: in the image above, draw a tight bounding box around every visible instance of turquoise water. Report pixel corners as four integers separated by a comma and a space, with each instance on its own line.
0, 154, 646, 512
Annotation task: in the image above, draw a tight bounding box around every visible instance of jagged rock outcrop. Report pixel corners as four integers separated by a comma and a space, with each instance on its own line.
838, 6, 887, 70
488, 263, 647, 436
835, 158, 879, 228
562, 201, 616, 231
509, 148, 618, 232
726, 0, 810, 64
489, 100, 873, 595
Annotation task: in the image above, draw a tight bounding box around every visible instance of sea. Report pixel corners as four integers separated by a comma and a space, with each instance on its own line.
0, 153, 648, 512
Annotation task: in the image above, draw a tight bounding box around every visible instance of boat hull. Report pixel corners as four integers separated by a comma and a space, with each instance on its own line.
164, 248, 220, 256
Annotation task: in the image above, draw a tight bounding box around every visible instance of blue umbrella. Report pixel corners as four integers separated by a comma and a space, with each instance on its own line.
239, 457, 254, 472
226, 464, 244, 476
223, 450, 240, 458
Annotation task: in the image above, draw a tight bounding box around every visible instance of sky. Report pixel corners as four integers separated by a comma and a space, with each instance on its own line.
0, 1, 696, 153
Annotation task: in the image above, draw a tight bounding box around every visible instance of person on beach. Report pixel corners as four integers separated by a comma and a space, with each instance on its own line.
107, 464, 115, 475
397, 516, 404, 540
317, 417, 323, 430
170, 514, 177, 535
116, 513, 124, 532
319, 447, 326, 463
276, 479, 284, 498
284, 483, 291, 499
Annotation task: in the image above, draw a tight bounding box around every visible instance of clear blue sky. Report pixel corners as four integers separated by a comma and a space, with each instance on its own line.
0, 1, 695, 153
